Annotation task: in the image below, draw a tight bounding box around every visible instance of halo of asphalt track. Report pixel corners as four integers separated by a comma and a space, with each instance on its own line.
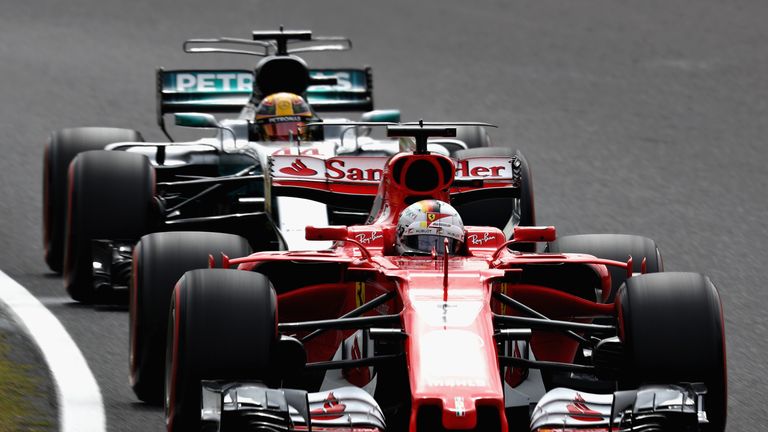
1, 1, 767, 430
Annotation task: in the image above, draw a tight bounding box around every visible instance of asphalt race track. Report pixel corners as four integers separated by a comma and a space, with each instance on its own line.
1, 1, 767, 430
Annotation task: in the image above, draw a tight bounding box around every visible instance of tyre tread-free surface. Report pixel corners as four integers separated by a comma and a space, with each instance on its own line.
619, 272, 726, 431
63, 150, 154, 302
130, 231, 252, 403
166, 269, 276, 432
43, 127, 143, 272
547, 234, 662, 298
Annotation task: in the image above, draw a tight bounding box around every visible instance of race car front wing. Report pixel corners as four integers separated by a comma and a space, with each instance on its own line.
201, 381, 386, 432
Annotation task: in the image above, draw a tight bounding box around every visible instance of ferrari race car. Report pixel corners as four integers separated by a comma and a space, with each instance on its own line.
43, 29, 511, 303
134, 125, 726, 431
128, 122, 534, 403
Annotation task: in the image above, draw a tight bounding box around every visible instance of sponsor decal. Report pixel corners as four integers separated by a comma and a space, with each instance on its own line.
279, 158, 318, 176
309, 71, 354, 91
311, 392, 346, 419
272, 156, 385, 182
426, 378, 488, 388
343, 333, 372, 387
452, 397, 466, 417
354, 232, 383, 245
355, 282, 366, 308
467, 232, 495, 245
173, 72, 253, 92
426, 212, 450, 225
326, 159, 383, 182
272, 155, 514, 183
271, 147, 321, 156
567, 393, 603, 422
454, 158, 509, 179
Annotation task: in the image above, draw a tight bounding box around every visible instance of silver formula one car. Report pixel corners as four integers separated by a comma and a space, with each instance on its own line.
43, 29, 509, 303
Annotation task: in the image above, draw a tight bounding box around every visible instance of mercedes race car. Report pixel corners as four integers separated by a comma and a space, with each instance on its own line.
134, 125, 726, 431
42, 29, 516, 303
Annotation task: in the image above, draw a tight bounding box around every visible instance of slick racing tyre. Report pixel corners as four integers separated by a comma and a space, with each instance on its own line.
618, 272, 726, 432
130, 231, 252, 404
166, 269, 277, 432
454, 125, 491, 150
44, 127, 143, 272
453, 147, 535, 252
64, 150, 154, 303
546, 234, 662, 300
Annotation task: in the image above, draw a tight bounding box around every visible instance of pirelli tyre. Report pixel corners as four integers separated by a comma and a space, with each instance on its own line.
618, 273, 727, 432
44, 127, 144, 272
165, 269, 277, 432
130, 231, 252, 404
454, 125, 491, 150
546, 234, 662, 300
452, 147, 535, 252
63, 150, 155, 303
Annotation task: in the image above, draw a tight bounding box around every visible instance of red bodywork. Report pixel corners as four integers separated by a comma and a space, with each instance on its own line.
223, 151, 630, 431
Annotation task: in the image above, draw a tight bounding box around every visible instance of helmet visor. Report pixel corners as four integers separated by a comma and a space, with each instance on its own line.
262, 121, 307, 141
403, 235, 458, 255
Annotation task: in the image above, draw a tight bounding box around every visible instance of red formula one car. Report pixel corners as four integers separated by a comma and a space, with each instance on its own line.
149, 125, 725, 431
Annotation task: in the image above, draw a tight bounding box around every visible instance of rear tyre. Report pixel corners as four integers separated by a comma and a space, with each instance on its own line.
130, 231, 252, 404
618, 272, 726, 432
546, 234, 662, 300
454, 125, 491, 150
44, 127, 143, 272
165, 269, 276, 432
64, 150, 154, 302
453, 147, 535, 252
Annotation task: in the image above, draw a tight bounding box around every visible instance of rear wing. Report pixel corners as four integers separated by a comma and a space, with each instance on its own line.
269, 154, 520, 210
156, 67, 373, 119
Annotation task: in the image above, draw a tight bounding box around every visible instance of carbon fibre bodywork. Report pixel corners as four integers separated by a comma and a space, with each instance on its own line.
166, 127, 724, 431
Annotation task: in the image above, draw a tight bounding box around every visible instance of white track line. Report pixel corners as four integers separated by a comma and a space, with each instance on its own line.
0, 270, 105, 432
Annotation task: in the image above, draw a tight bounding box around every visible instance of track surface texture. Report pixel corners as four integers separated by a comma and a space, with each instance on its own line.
1, 1, 766, 430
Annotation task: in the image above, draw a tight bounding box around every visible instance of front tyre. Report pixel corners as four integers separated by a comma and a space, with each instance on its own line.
618, 272, 726, 431
165, 269, 277, 432
130, 231, 252, 404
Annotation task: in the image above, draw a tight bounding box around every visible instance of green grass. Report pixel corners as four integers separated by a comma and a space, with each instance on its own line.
0, 335, 51, 431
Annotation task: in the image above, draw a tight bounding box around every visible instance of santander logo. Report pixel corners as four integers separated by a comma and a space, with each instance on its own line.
310, 392, 347, 420
279, 158, 318, 176
566, 393, 602, 422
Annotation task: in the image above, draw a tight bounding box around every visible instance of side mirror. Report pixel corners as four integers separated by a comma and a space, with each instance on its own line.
513, 226, 557, 243
174, 112, 222, 128
305, 226, 349, 241
361, 109, 401, 123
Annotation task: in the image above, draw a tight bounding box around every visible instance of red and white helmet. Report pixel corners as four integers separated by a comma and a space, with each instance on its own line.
395, 200, 465, 255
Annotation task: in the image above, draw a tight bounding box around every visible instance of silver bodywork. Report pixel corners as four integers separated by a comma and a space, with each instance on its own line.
101, 118, 465, 251
530, 385, 707, 431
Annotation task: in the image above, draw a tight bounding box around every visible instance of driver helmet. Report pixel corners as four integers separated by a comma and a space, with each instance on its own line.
255, 92, 312, 141
395, 200, 465, 255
